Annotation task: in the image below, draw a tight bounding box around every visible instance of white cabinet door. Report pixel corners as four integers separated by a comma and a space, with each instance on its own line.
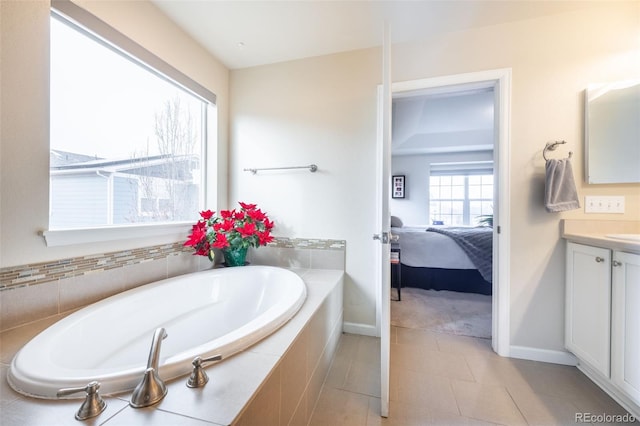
611, 251, 640, 405
566, 242, 611, 377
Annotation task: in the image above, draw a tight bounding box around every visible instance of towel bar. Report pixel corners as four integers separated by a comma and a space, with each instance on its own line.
543, 141, 572, 161
243, 164, 318, 174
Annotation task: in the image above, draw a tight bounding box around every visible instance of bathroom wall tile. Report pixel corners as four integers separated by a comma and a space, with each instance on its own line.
234, 366, 281, 426
167, 252, 200, 278
314, 318, 344, 394
250, 247, 312, 269
306, 299, 330, 380
59, 267, 126, 313
302, 319, 345, 423
121, 259, 168, 291
287, 391, 307, 426
0, 282, 58, 331
0, 314, 67, 363
280, 333, 308, 425
299, 269, 344, 284
158, 350, 280, 425
310, 249, 345, 270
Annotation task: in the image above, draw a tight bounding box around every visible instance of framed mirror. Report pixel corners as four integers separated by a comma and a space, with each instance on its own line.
585, 80, 640, 184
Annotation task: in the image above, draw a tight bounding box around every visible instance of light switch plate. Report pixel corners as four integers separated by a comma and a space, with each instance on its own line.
584, 196, 625, 213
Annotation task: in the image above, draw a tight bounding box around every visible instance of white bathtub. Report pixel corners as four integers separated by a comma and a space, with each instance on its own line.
8, 265, 306, 399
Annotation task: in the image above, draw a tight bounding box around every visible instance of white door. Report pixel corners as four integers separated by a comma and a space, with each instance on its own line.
374, 22, 392, 418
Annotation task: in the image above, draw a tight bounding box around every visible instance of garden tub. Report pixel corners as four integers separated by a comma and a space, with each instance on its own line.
8, 265, 306, 399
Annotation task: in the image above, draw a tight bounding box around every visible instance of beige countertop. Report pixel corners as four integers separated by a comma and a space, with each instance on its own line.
561, 219, 640, 253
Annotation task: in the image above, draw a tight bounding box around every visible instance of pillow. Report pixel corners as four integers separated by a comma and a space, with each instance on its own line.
390, 216, 403, 228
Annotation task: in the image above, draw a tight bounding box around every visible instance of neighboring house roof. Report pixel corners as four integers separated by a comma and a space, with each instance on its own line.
50, 149, 102, 167
50, 149, 198, 180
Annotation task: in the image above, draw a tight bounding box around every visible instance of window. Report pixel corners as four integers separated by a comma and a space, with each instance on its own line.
49, 11, 215, 231
429, 174, 493, 226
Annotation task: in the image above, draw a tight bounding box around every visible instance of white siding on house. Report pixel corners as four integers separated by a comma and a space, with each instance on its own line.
113, 175, 139, 224
50, 174, 107, 228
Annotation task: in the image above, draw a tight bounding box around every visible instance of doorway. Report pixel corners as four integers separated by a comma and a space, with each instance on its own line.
377, 70, 512, 405
391, 83, 495, 339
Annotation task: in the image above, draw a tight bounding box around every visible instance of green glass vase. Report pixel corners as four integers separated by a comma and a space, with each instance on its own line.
222, 247, 248, 267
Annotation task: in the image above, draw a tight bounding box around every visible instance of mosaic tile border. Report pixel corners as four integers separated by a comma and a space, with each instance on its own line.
0, 242, 190, 291
0, 237, 345, 291
268, 237, 346, 250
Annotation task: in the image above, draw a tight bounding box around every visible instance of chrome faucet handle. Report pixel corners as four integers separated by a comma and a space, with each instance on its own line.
187, 354, 223, 388
57, 380, 107, 421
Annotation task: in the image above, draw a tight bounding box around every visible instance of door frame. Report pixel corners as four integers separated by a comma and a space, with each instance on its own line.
375, 68, 512, 357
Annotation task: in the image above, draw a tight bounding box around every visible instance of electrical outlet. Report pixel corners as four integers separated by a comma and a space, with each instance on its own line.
584, 196, 625, 213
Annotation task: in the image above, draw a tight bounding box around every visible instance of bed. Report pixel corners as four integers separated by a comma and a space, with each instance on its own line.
391, 225, 493, 295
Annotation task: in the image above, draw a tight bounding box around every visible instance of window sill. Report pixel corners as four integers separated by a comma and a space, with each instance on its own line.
41, 222, 192, 247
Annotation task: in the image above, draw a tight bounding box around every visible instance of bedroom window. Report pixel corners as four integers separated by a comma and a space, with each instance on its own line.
429, 174, 493, 226
49, 10, 216, 233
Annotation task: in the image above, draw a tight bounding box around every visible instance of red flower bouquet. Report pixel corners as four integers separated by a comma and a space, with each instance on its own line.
185, 202, 274, 264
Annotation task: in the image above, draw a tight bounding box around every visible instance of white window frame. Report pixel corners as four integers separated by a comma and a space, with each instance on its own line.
429, 161, 493, 226
43, 0, 217, 247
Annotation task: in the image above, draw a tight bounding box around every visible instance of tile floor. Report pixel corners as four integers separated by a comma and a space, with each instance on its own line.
308, 327, 636, 425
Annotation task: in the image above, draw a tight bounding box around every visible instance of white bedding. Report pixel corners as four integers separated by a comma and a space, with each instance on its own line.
391, 226, 476, 270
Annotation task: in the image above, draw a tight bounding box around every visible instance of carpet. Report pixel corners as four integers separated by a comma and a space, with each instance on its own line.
391, 287, 492, 339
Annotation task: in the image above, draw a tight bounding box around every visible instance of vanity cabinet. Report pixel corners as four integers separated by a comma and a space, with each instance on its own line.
611, 251, 640, 404
566, 241, 640, 414
565, 242, 611, 377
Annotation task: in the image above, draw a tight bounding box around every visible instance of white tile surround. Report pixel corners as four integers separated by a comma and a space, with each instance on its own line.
0, 268, 344, 425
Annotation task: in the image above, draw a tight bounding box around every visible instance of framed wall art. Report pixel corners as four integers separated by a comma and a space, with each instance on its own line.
392, 175, 405, 199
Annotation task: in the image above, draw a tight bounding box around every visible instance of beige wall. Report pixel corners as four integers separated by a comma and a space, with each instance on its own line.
0, 0, 229, 267
230, 49, 381, 329
230, 2, 640, 352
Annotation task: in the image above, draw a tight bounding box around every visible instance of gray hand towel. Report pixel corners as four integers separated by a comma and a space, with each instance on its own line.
545, 158, 581, 212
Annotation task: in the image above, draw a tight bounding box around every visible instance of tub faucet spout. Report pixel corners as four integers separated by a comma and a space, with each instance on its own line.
130, 327, 168, 408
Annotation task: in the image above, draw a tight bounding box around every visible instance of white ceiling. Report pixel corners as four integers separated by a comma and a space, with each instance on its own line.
150, 1, 598, 156
152, 0, 599, 70
392, 87, 495, 156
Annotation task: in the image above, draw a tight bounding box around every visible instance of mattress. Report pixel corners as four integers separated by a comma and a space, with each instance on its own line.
391, 226, 476, 270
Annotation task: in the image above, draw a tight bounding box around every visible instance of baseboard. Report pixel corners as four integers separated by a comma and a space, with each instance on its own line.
510, 345, 578, 366
342, 321, 378, 337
